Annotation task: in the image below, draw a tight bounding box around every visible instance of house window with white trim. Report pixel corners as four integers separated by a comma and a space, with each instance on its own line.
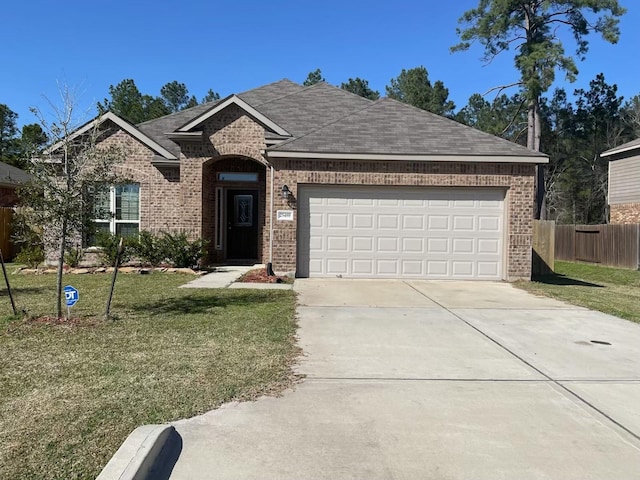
90, 184, 140, 240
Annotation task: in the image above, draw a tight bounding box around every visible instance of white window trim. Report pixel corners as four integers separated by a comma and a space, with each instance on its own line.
94, 184, 140, 236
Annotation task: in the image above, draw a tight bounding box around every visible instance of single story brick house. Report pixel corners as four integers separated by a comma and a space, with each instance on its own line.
603, 138, 640, 224
71, 79, 547, 280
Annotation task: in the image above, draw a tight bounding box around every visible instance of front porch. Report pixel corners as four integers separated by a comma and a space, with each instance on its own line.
200, 156, 268, 265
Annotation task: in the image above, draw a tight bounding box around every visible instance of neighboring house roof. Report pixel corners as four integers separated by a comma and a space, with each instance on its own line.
0, 161, 31, 187
266, 97, 547, 162
602, 138, 640, 158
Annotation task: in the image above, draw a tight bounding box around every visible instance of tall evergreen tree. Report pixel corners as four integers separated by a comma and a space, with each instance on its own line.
0, 104, 20, 163
160, 81, 190, 113
98, 79, 169, 124
340, 78, 380, 100
303, 69, 325, 86
452, 0, 626, 218
386, 66, 455, 116
202, 89, 221, 103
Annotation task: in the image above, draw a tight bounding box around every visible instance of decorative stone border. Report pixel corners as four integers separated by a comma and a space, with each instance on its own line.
12, 267, 207, 275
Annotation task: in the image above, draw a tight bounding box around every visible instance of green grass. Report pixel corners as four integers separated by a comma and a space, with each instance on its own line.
517, 261, 640, 322
0, 268, 298, 480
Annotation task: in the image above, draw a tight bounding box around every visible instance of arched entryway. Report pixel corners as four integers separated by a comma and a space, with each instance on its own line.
202, 156, 267, 265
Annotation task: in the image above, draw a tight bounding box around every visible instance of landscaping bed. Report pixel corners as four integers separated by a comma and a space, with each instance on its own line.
238, 267, 294, 284
516, 261, 640, 323
0, 269, 298, 479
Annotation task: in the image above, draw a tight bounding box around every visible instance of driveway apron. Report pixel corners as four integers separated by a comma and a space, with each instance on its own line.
170, 279, 640, 479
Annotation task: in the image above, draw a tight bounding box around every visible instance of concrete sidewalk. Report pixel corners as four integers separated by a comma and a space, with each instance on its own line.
178, 265, 256, 288
168, 279, 640, 479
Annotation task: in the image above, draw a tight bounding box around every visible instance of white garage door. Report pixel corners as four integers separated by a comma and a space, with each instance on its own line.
297, 186, 505, 280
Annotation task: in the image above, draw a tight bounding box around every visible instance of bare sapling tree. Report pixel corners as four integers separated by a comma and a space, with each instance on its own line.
21, 84, 125, 318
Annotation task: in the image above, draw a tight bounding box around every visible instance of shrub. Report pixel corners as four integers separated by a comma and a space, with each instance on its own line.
64, 246, 84, 268
134, 230, 167, 267
15, 245, 44, 268
158, 232, 208, 268
95, 231, 137, 266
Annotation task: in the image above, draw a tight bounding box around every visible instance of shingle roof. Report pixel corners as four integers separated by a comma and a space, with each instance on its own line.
268, 97, 546, 158
137, 102, 219, 157
136, 79, 306, 156
251, 82, 372, 137
128, 78, 545, 161
0, 161, 31, 186
237, 79, 304, 106
602, 137, 640, 157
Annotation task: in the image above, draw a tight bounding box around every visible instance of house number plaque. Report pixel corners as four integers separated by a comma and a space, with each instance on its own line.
277, 210, 294, 221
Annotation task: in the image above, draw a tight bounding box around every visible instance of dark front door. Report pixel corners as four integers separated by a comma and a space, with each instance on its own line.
226, 189, 259, 261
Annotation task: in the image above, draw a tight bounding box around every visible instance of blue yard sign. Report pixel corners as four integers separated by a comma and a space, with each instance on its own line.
64, 285, 79, 307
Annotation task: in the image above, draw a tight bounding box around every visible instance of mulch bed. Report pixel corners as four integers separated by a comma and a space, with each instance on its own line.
238, 268, 293, 284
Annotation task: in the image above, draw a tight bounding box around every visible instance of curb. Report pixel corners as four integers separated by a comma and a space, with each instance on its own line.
229, 282, 293, 290
96, 424, 181, 480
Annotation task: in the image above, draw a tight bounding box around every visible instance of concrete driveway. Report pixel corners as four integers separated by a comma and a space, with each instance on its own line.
170, 279, 640, 479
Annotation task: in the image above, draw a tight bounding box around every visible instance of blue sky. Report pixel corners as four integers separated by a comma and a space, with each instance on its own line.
2, 1, 639, 128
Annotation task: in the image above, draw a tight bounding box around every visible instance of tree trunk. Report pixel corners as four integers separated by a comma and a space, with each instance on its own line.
528, 97, 546, 219
56, 218, 67, 318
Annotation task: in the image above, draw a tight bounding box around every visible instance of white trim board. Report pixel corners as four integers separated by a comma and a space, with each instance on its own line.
177, 95, 291, 137
44, 111, 178, 160
265, 151, 549, 164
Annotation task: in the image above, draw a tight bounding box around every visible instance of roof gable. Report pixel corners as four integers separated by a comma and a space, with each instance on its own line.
176, 95, 291, 136
266, 97, 547, 162
45, 111, 178, 160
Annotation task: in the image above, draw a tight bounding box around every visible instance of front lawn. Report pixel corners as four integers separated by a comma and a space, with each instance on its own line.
517, 261, 640, 323
0, 270, 298, 480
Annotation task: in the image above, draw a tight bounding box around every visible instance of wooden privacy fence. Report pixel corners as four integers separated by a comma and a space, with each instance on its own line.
555, 223, 640, 270
532, 220, 555, 275
0, 208, 13, 259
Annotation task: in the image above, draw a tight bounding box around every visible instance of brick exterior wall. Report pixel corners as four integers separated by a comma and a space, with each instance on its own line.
610, 203, 640, 224
269, 160, 535, 280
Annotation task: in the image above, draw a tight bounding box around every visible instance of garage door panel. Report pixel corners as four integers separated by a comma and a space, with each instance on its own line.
376, 259, 399, 275
427, 261, 449, 276
478, 238, 500, 254
403, 215, 425, 229
452, 238, 474, 254
453, 215, 475, 230
298, 186, 504, 280
327, 236, 348, 252
428, 216, 450, 230
352, 237, 374, 252
427, 238, 450, 254
403, 238, 424, 253
377, 237, 399, 252
479, 216, 501, 231
327, 258, 348, 274
327, 214, 348, 228
353, 214, 374, 228
377, 215, 400, 229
